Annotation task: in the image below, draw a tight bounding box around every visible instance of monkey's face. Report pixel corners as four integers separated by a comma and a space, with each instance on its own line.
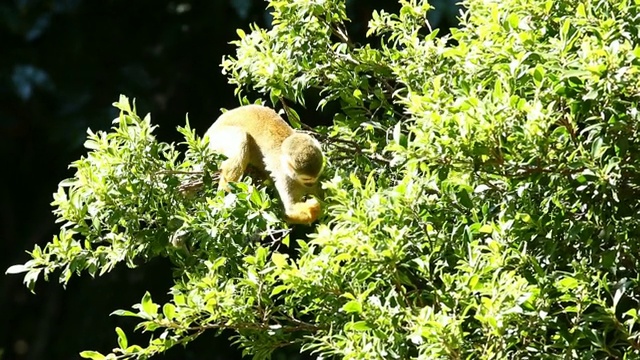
282, 156, 318, 187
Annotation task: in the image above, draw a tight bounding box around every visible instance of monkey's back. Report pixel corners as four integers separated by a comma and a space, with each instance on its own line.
206, 104, 294, 170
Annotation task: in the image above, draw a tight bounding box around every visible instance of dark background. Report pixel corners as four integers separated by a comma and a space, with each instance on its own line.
0, 1, 458, 359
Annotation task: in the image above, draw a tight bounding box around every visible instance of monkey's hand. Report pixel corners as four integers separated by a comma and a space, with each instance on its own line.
285, 198, 321, 225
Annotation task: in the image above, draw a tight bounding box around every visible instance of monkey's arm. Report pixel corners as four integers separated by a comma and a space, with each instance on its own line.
274, 176, 321, 225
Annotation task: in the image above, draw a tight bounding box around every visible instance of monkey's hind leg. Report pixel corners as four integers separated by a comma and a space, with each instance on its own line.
207, 126, 251, 191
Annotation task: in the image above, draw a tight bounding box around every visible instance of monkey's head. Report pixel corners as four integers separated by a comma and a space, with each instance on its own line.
281, 133, 324, 187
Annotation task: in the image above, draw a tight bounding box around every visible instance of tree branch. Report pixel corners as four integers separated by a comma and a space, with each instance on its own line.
167, 319, 323, 334
300, 126, 392, 165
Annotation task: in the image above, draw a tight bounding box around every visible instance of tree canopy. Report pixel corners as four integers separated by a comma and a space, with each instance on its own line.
7, 0, 640, 358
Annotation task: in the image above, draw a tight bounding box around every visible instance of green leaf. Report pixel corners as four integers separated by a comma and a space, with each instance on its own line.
350, 321, 371, 331
80, 351, 106, 360
493, 80, 503, 99
457, 188, 473, 209
141, 292, 158, 317
5, 264, 29, 274
533, 65, 545, 84
349, 173, 362, 189
262, 211, 280, 224
271, 285, 289, 296
507, 13, 519, 29
24, 269, 42, 292
342, 300, 362, 314
115, 327, 128, 349
544, 0, 553, 13
163, 303, 176, 320
591, 137, 605, 158
112, 94, 131, 113
210, 257, 227, 270
583, 90, 598, 100
285, 106, 302, 129
557, 277, 579, 290
393, 122, 402, 145
249, 188, 263, 206
84, 139, 100, 150
110, 309, 142, 318
271, 252, 288, 268
174, 293, 186, 306
561, 69, 590, 79
561, 19, 571, 40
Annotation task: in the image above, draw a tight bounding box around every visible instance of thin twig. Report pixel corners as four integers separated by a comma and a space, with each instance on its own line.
177, 179, 205, 194
263, 228, 292, 248
300, 127, 392, 165
166, 319, 323, 333
331, 24, 354, 49
156, 170, 204, 175
279, 97, 392, 165
279, 97, 295, 119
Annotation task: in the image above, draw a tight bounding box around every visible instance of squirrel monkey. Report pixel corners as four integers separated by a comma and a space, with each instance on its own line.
205, 104, 324, 224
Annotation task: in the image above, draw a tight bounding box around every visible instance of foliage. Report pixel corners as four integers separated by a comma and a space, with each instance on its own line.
8, 0, 640, 359
0, 1, 268, 359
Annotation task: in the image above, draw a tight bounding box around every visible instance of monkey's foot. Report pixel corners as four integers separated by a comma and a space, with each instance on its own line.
217, 176, 232, 192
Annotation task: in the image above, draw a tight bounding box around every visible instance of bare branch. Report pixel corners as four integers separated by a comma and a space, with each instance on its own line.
166, 319, 323, 334
300, 127, 392, 165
